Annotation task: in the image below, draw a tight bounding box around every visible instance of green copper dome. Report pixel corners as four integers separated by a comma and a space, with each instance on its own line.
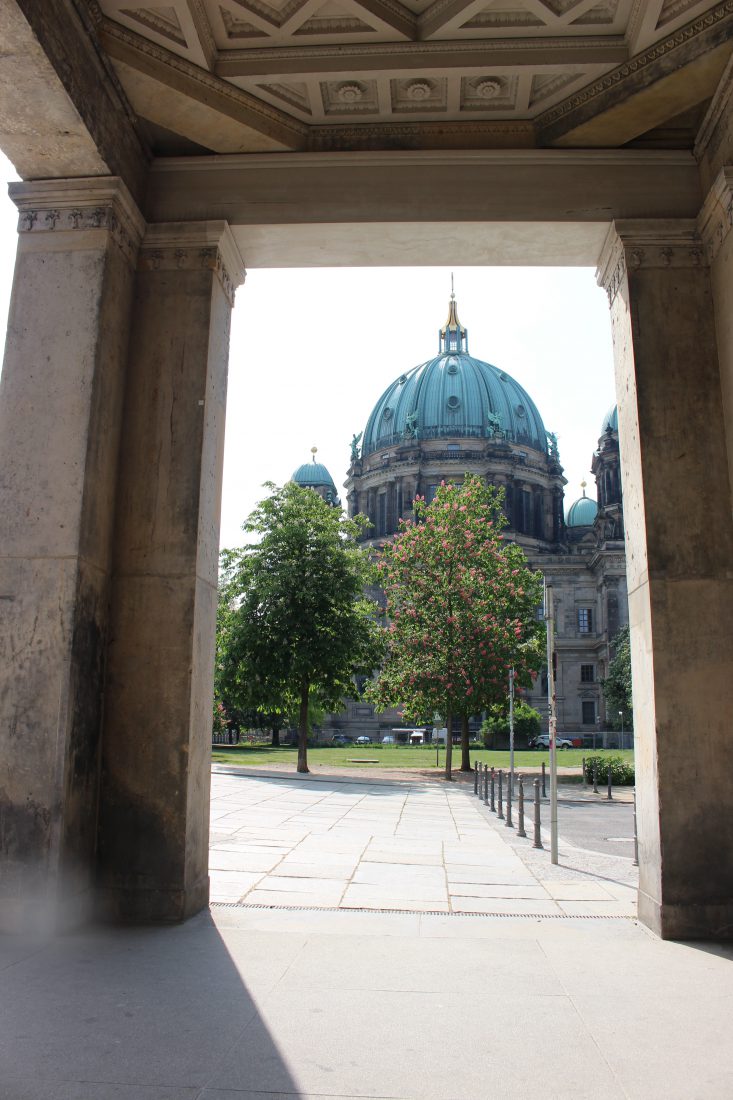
291, 449, 338, 499
566, 490, 598, 527
362, 293, 548, 458
602, 405, 618, 433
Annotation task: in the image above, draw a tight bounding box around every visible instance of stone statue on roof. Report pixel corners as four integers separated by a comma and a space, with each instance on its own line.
487, 410, 502, 436
350, 432, 362, 461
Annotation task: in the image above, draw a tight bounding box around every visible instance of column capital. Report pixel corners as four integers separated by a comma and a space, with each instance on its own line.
8, 176, 145, 265
698, 167, 733, 263
596, 219, 704, 306
140, 222, 246, 307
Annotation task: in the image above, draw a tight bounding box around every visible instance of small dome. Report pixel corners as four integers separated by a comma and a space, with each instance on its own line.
291, 449, 338, 504
567, 492, 598, 527
292, 461, 336, 491
602, 405, 618, 433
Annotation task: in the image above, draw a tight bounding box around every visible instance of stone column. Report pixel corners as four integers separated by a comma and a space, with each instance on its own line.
0, 179, 144, 933
699, 168, 733, 503
598, 220, 733, 939
97, 223, 245, 922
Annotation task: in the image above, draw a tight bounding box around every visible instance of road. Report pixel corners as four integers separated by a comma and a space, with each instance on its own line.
553, 796, 636, 859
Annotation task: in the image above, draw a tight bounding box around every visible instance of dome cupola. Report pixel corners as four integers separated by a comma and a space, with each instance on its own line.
291, 448, 339, 505
601, 405, 618, 433
566, 482, 598, 527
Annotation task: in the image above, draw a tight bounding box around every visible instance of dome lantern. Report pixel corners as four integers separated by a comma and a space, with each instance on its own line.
439, 277, 468, 354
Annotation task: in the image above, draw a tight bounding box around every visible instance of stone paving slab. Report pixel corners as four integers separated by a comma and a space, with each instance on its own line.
209, 768, 639, 918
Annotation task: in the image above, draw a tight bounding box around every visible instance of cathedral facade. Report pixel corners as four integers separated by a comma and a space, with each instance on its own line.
302, 293, 627, 737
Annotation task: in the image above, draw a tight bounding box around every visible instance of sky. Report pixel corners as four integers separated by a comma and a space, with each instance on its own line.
0, 152, 617, 550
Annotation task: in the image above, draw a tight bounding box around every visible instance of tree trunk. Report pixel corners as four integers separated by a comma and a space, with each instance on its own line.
460, 713, 471, 771
271, 727, 280, 747
444, 710, 453, 781
297, 684, 309, 773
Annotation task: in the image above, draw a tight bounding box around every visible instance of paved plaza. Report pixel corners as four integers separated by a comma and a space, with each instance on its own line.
2, 768, 733, 1099
209, 769, 638, 916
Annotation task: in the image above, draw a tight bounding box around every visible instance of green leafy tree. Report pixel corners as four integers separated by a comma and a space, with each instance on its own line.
216, 482, 385, 772
480, 699, 541, 748
368, 475, 544, 779
602, 624, 633, 729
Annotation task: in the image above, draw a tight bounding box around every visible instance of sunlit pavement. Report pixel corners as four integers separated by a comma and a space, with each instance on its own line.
3, 770, 733, 1099
209, 768, 638, 916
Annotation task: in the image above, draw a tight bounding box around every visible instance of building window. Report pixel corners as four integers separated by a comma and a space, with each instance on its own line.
447, 443, 460, 453
426, 484, 439, 504
582, 700, 596, 725
580, 664, 594, 683
577, 608, 593, 633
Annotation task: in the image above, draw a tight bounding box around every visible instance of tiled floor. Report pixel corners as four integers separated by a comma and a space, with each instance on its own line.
209, 768, 638, 916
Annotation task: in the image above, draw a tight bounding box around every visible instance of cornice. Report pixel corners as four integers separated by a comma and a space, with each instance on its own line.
150, 147, 696, 172
698, 167, 733, 261
307, 120, 535, 150
597, 218, 704, 304
140, 222, 246, 305
8, 176, 145, 265
216, 33, 627, 67
538, 0, 733, 134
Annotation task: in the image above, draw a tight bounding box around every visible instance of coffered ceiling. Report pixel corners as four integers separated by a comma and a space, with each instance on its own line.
92, 0, 733, 151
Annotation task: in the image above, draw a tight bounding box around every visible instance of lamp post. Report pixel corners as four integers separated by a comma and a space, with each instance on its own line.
619, 710, 624, 750
508, 667, 515, 798
544, 582, 558, 865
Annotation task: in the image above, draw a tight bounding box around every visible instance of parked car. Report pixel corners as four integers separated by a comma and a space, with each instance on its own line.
331, 734, 353, 747
355, 735, 372, 745
529, 733, 574, 750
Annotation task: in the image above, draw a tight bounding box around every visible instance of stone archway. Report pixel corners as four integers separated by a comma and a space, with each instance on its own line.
1, 0, 732, 940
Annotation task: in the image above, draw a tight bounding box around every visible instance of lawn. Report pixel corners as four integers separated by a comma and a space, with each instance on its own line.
211, 743, 634, 770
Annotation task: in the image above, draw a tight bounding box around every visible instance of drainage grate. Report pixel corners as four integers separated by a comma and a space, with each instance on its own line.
210, 901, 635, 920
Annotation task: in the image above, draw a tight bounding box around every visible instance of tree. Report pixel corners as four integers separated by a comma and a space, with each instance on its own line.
602, 624, 633, 729
216, 482, 385, 772
368, 475, 544, 779
480, 699, 541, 748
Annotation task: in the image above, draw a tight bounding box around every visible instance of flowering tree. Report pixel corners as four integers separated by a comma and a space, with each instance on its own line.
368, 475, 544, 778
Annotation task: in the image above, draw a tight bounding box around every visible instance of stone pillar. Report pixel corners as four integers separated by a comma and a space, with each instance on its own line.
699, 168, 733, 507
97, 223, 245, 922
0, 179, 144, 933
598, 220, 733, 939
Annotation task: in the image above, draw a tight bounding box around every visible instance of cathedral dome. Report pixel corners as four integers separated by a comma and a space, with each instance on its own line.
361, 292, 548, 458
602, 405, 618, 433
566, 486, 598, 527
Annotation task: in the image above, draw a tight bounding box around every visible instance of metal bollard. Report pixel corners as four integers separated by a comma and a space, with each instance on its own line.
517, 775, 527, 838
533, 779, 543, 848
474, 764, 478, 796
593, 762, 598, 794
490, 767, 496, 813
505, 770, 513, 828
483, 763, 489, 807
632, 788, 639, 867
607, 764, 613, 801
541, 760, 546, 799
498, 770, 504, 819
582, 756, 586, 785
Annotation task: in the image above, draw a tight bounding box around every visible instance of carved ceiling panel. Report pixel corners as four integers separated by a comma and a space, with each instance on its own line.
95, 0, 733, 149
